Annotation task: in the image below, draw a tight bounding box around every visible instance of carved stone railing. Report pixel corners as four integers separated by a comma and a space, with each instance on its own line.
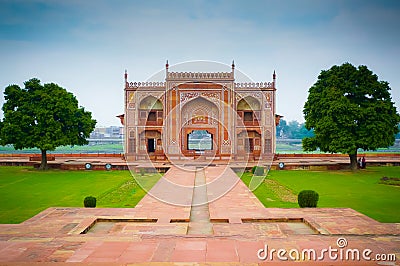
167, 71, 233, 80
126, 81, 166, 89
126, 80, 274, 89
234, 82, 274, 89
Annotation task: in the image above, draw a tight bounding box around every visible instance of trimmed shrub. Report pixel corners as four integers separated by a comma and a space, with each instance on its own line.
140, 168, 146, 176
298, 190, 319, 208
251, 166, 256, 173
84, 196, 96, 208
252, 166, 265, 176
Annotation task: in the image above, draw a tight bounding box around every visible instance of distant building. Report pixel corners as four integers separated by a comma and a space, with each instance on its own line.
122, 62, 278, 161
106, 126, 123, 139
90, 126, 123, 139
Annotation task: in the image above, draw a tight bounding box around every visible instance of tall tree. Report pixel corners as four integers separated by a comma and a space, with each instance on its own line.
276, 119, 288, 138
0, 78, 96, 169
396, 124, 400, 139
303, 63, 400, 170
276, 119, 314, 139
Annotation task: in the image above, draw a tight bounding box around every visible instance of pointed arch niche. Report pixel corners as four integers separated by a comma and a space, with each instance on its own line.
139, 96, 163, 126
237, 96, 261, 126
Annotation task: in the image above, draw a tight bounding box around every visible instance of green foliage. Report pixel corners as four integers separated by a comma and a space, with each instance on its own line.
0, 78, 96, 169
0, 143, 124, 154
303, 63, 400, 169
297, 190, 319, 208
251, 166, 256, 173
251, 166, 265, 176
276, 119, 314, 139
83, 196, 97, 208
140, 168, 146, 176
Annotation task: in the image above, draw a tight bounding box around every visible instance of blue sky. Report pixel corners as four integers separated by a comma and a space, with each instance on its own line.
1, 0, 399, 126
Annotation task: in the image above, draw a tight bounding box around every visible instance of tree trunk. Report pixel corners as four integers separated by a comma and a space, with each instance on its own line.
349, 151, 358, 171
40, 149, 48, 170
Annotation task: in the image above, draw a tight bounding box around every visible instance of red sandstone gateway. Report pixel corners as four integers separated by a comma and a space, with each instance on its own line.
123, 61, 279, 163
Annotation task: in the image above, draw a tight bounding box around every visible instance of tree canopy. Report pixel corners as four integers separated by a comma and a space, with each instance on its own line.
396, 124, 400, 139
0, 78, 96, 169
276, 119, 314, 139
303, 63, 400, 169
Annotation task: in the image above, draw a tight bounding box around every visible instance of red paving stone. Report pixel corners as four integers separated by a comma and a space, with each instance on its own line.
236, 241, 265, 263
206, 239, 239, 262
0, 164, 399, 264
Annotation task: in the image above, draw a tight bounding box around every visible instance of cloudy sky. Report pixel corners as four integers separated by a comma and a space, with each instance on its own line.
1, 0, 399, 126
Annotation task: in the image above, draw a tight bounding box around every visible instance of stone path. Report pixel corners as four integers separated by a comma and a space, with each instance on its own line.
187, 168, 212, 235
0, 165, 399, 264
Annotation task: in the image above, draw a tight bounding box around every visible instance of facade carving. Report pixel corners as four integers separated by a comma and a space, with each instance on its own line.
123, 62, 277, 161
126, 81, 165, 89
168, 71, 233, 80
235, 92, 263, 102
234, 82, 274, 89
137, 92, 164, 103
180, 92, 220, 107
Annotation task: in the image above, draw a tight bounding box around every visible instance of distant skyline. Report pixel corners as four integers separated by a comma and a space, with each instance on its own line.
1, 0, 399, 126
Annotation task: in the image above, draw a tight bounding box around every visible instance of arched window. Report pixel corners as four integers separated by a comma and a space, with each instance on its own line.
139, 96, 163, 110
139, 96, 163, 126
237, 97, 260, 125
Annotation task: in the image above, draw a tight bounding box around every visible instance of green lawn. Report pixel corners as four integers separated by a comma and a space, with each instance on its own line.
0, 143, 123, 154
241, 166, 400, 223
0, 167, 161, 224
1, 166, 399, 224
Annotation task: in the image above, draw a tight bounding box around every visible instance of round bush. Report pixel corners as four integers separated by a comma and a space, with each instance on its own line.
139, 168, 146, 176
251, 166, 257, 173
84, 196, 97, 208
298, 190, 319, 208
251, 166, 265, 176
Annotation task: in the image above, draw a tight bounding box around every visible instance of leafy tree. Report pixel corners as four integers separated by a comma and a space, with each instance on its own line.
288, 120, 315, 139
296, 123, 314, 139
276, 119, 314, 139
396, 124, 400, 139
0, 78, 96, 169
303, 63, 400, 170
276, 119, 288, 138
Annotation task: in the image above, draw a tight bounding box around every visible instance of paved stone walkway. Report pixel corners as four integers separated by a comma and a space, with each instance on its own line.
187, 168, 213, 235
0, 165, 399, 264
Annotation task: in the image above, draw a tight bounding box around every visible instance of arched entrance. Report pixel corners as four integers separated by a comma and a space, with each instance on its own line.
138, 130, 162, 159
187, 130, 213, 151
180, 97, 219, 157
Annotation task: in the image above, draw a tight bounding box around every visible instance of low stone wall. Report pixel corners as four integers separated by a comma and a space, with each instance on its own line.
0, 153, 122, 158
276, 153, 398, 158
29, 156, 55, 161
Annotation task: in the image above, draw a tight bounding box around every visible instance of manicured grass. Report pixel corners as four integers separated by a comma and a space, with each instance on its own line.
0, 166, 161, 224
2, 166, 399, 224
240, 166, 400, 223
0, 143, 123, 154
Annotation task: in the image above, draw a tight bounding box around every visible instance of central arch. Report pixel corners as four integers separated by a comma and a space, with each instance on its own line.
180, 97, 219, 157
